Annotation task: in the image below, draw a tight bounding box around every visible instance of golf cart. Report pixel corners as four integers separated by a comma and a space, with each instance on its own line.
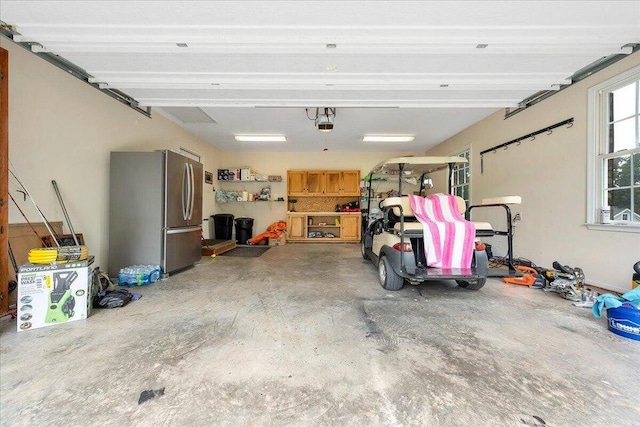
361, 156, 489, 291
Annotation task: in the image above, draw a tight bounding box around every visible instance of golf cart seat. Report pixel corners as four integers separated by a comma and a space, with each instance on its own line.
467, 196, 522, 237
465, 195, 522, 272
380, 195, 493, 237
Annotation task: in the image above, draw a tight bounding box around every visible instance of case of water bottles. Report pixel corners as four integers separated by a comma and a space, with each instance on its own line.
118, 265, 161, 287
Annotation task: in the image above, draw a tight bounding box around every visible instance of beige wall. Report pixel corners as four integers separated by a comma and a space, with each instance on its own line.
214, 151, 418, 236
426, 51, 640, 292
2, 40, 222, 271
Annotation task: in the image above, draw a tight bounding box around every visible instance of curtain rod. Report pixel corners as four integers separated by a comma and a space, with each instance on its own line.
480, 117, 574, 173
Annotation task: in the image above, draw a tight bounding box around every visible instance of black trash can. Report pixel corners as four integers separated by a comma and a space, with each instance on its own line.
235, 217, 254, 244
211, 214, 234, 240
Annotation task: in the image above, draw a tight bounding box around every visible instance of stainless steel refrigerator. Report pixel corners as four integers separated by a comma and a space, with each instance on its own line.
108, 150, 203, 277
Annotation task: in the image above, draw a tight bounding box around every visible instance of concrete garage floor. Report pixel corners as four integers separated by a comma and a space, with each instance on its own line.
1, 244, 638, 426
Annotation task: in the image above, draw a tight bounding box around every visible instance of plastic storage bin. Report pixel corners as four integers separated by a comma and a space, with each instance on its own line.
211, 213, 234, 240
235, 217, 254, 244
606, 304, 640, 341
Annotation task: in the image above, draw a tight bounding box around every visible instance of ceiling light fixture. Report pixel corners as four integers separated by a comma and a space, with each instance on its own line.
326, 43, 337, 49
306, 108, 336, 132
176, 43, 189, 48
235, 135, 287, 142
362, 135, 415, 143
476, 43, 488, 49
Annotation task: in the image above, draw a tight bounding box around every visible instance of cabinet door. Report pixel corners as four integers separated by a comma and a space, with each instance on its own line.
288, 215, 306, 239
288, 171, 307, 196
341, 171, 361, 196
324, 171, 342, 195
341, 215, 361, 240
306, 171, 324, 195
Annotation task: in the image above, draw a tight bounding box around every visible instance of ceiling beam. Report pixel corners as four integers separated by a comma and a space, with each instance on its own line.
136, 99, 521, 108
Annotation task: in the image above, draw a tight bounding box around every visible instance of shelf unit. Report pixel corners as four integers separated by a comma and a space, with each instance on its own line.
219, 200, 285, 203
216, 177, 285, 203
287, 213, 361, 242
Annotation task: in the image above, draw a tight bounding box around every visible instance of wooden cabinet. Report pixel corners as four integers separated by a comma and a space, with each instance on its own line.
341, 171, 361, 196
287, 171, 324, 195
287, 214, 306, 239
287, 169, 361, 196
287, 171, 307, 196
286, 213, 361, 242
324, 171, 342, 194
340, 215, 360, 239
286, 169, 361, 243
323, 170, 359, 195
306, 171, 324, 195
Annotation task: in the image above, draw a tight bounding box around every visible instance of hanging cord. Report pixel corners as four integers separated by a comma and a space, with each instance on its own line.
9, 164, 60, 247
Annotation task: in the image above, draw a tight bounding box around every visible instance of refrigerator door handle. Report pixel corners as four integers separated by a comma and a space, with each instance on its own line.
181, 163, 186, 220
188, 163, 195, 220
166, 226, 202, 235
187, 163, 193, 220
182, 163, 190, 221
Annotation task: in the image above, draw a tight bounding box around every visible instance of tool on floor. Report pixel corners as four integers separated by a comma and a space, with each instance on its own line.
540, 261, 586, 301
9, 166, 60, 246
51, 180, 80, 246
572, 289, 598, 308
502, 266, 538, 286
45, 270, 78, 323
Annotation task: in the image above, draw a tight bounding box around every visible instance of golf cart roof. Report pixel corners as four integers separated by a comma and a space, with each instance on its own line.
368, 156, 468, 177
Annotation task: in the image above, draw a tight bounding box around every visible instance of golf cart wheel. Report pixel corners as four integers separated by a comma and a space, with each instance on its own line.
456, 278, 486, 290
379, 256, 404, 291
361, 240, 369, 260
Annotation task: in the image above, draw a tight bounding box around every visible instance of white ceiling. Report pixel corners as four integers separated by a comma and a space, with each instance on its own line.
3, 1, 639, 152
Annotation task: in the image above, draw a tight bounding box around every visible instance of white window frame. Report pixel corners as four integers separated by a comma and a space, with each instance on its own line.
587, 64, 640, 233
450, 147, 471, 205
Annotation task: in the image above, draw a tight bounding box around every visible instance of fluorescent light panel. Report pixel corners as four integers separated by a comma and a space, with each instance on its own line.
235, 135, 286, 142
363, 135, 415, 143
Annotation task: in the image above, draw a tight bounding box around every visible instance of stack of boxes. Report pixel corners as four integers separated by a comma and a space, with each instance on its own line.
217, 167, 252, 181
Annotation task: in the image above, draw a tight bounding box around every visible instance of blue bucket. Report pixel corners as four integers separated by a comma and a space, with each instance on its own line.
607, 304, 640, 341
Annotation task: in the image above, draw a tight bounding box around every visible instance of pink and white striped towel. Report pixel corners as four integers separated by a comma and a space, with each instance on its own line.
408, 193, 476, 268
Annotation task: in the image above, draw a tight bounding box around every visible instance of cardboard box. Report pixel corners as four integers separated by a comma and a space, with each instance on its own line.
241, 167, 251, 181
17, 258, 94, 332
268, 235, 286, 246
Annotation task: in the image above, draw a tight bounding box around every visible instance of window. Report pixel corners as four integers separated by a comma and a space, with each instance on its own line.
451, 148, 471, 205
588, 66, 640, 229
